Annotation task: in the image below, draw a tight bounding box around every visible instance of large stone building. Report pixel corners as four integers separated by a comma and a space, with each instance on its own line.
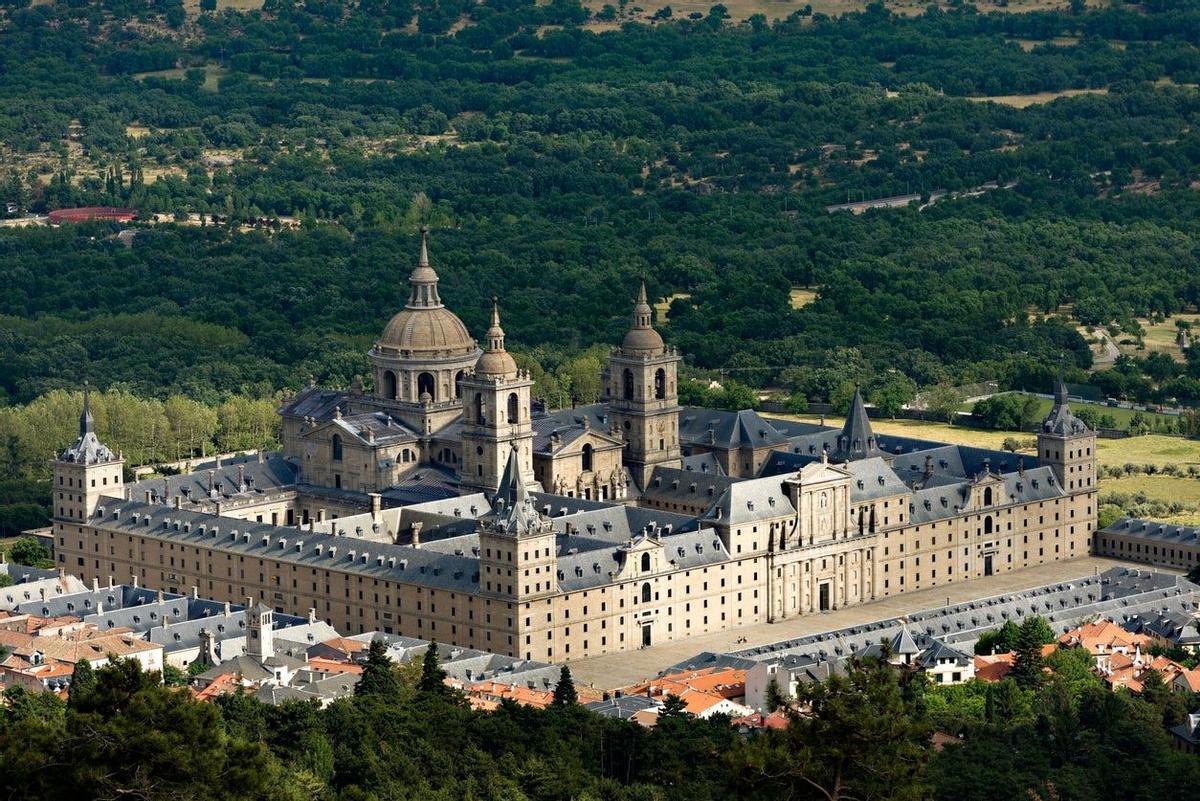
51, 231, 1098, 663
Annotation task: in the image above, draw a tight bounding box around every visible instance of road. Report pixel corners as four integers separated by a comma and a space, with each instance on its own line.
565, 556, 1161, 691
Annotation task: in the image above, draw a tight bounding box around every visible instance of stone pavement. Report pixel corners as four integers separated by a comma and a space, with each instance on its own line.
567, 556, 1165, 690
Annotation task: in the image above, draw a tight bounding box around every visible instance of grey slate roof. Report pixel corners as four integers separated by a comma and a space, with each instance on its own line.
1101, 517, 1200, 546
679, 452, 725, 475
1042, 376, 1089, 437
705, 475, 795, 526
87, 499, 482, 592
585, 694, 660, 719
643, 466, 732, 512
678, 408, 790, 451
128, 455, 299, 506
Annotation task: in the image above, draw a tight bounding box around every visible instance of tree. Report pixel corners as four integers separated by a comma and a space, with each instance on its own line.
418, 642, 447, 695
355, 639, 401, 698
659, 693, 691, 719
68, 659, 96, 708
9, 536, 50, 567
984, 678, 1025, 723
869, 372, 916, 418
552, 665, 578, 706
764, 677, 789, 712
923, 383, 964, 423
1140, 668, 1169, 709
734, 658, 929, 801
1010, 617, 1048, 689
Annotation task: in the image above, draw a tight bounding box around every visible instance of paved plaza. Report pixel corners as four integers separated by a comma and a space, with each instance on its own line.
568, 556, 1169, 689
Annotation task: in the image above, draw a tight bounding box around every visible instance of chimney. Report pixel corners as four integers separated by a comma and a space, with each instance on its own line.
132, 575, 139, 588
411, 522, 423, 548
923, 454, 934, 482
144, 490, 153, 503
308, 608, 317, 624
237, 464, 246, 493
91, 577, 99, 593
174, 496, 182, 509
257, 450, 265, 464
215, 455, 223, 468
369, 493, 382, 519
191, 586, 199, 600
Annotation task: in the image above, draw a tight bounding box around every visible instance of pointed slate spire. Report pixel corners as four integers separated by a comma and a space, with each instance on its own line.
1054, 363, 1069, 405
406, 225, 443, 309
496, 444, 529, 509
80, 380, 94, 437
835, 386, 878, 461
1042, 363, 1088, 435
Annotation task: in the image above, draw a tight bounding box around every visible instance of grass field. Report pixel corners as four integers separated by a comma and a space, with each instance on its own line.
966, 88, 1108, 108
789, 287, 818, 310
577, 0, 1099, 25
133, 66, 227, 91
1100, 474, 1200, 525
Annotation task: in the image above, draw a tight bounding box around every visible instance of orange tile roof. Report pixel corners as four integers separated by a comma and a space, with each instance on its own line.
193, 672, 242, 702
307, 657, 363, 675
657, 667, 746, 699
466, 680, 555, 709
1059, 620, 1152, 655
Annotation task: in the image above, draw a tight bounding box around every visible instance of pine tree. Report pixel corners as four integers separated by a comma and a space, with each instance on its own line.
1010, 618, 1047, 689
764, 677, 789, 712
660, 693, 690, 719
552, 665, 578, 705
355, 639, 401, 698
68, 658, 96, 709
1140, 667, 1169, 708
418, 641, 447, 694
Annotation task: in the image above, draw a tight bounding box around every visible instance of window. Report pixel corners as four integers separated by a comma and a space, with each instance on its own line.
383, 370, 398, 399
623, 369, 635, 401
418, 372, 436, 400
641, 552, 651, 572
475, 394, 485, 424
331, 434, 343, 462
507, 393, 519, 423
455, 370, 465, 399
654, 368, 666, 399
582, 444, 594, 472
641, 583, 651, 603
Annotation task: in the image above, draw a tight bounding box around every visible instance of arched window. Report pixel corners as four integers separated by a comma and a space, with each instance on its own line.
417, 372, 435, 400
984, 517, 994, 535
623, 369, 635, 401
641, 552, 651, 572
474, 393, 485, 425
654, 368, 666, 400
581, 443, 594, 472
331, 434, 343, 462
454, 371, 465, 399
383, 371, 398, 400
983, 486, 993, 507
507, 393, 519, 423
641, 582, 651, 603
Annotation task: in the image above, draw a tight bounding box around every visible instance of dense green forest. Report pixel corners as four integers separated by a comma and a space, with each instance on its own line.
6, 0, 1200, 413
1, 636, 1197, 801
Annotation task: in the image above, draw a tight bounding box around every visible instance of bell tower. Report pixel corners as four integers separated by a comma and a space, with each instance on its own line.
477, 447, 557, 602
605, 280, 681, 489
459, 299, 534, 494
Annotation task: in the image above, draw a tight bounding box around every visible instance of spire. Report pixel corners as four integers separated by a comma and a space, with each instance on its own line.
1042, 364, 1088, 436
486, 296, 505, 353
1055, 364, 1069, 405
489, 445, 548, 537
632, 278, 653, 330
406, 226, 443, 309
834, 386, 879, 461
80, 380, 94, 437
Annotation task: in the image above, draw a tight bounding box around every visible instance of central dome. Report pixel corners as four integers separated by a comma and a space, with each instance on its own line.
621, 279, 665, 354
377, 306, 477, 357
372, 227, 477, 358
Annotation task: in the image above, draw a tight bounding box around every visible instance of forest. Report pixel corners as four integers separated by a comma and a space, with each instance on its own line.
0, 632, 1196, 801
5, 0, 1200, 413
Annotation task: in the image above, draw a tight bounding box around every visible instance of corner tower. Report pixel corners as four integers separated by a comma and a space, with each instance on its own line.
605, 280, 681, 489
459, 299, 535, 494
51, 384, 124, 525
477, 448, 558, 604
1037, 372, 1096, 494
368, 227, 482, 435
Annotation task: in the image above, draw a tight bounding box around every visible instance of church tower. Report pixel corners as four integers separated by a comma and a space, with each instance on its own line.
605, 280, 681, 488
51, 383, 124, 525
1037, 371, 1096, 494
459, 299, 535, 494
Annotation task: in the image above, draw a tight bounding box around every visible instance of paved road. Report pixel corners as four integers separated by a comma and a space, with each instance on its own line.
566, 556, 1164, 690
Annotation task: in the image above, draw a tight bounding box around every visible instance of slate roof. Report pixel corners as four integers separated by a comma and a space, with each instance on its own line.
679, 452, 725, 475
678, 408, 790, 451
1042, 375, 1089, 437
585, 694, 661, 720
705, 475, 796, 526
58, 386, 119, 465
642, 466, 732, 512
556, 528, 729, 591
128, 455, 299, 506
1101, 517, 1200, 546
86, 499, 482, 593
